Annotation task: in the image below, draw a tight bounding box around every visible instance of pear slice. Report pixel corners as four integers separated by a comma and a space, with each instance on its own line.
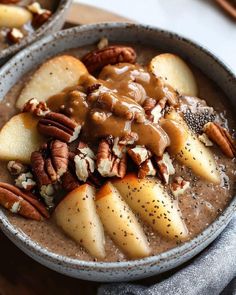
16, 55, 88, 109
162, 110, 220, 184
149, 53, 198, 96
112, 174, 188, 241
0, 4, 32, 28
0, 113, 44, 163
96, 182, 151, 259
54, 184, 105, 259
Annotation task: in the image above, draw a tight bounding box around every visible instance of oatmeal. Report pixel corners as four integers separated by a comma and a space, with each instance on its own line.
0, 42, 235, 262
0, 0, 57, 50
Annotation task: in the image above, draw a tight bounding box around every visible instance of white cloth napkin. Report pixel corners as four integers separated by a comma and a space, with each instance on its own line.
98, 215, 236, 295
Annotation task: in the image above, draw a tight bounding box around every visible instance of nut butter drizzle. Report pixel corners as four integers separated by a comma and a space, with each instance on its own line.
47, 63, 177, 157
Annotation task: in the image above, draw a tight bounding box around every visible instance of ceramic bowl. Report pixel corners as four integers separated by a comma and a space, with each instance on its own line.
0, 23, 235, 282
0, 0, 72, 66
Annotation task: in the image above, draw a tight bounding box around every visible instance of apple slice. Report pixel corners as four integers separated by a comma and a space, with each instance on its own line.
0, 113, 44, 163
16, 55, 88, 109
149, 53, 198, 96
54, 184, 105, 259
0, 4, 32, 28
161, 110, 220, 184
96, 182, 151, 259
112, 174, 188, 241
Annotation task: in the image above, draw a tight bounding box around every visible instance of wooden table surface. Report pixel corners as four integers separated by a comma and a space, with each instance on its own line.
0, 3, 131, 295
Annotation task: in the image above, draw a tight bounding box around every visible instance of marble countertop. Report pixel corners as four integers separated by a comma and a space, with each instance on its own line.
75, 0, 236, 74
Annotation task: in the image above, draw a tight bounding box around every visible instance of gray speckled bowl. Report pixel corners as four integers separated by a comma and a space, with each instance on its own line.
0, 23, 235, 282
0, 0, 72, 66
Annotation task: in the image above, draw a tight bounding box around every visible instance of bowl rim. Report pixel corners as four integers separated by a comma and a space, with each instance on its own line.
0, 22, 235, 270
0, 0, 72, 60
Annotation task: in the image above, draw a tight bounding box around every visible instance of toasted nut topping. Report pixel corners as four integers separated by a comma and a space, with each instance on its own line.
128, 145, 152, 166
143, 97, 167, 123
155, 152, 175, 184
15, 172, 36, 191
7, 160, 28, 176
198, 133, 213, 147
7, 28, 24, 44
97, 37, 108, 50
27, 2, 46, 14
0, 182, 49, 220
74, 142, 96, 182
204, 122, 236, 158
82, 46, 137, 73
170, 176, 190, 197
32, 10, 52, 27
38, 112, 81, 143
61, 171, 80, 192
97, 138, 127, 178
138, 159, 156, 179
23, 98, 50, 116
31, 140, 68, 207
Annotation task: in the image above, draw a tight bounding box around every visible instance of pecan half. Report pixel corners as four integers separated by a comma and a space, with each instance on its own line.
38, 112, 81, 143
0, 182, 49, 220
170, 176, 190, 197
23, 98, 50, 116
128, 145, 152, 166
155, 152, 175, 184
7, 161, 28, 176
74, 141, 96, 182
203, 122, 236, 158
97, 138, 127, 178
82, 46, 137, 73
138, 159, 156, 179
31, 140, 68, 207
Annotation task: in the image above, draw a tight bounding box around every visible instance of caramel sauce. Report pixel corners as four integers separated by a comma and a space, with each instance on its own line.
47, 63, 179, 156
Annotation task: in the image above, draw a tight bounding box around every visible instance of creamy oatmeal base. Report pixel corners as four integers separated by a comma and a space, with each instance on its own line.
0, 0, 57, 50
0, 45, 235, 262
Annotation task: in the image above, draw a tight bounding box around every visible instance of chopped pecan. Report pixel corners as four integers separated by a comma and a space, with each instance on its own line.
119, 132, 138, 145
155, 152, 175, 184
38, 112, 81, 143
27, 2, 46, 14
170, 176, 190, 197
7, 160, 28, 176
82, 45, 137, 73
97, 138, 127, 178
23, 98, 50, 116
7, 28, 24, 44
138, 159, 156, 179
128, 145, 152, 166
198, 133, 213, 147
32, 10, 52, 28
112, 137, 127, 158
15, 172, 36, 191
97, 37, 109, 50
61, 171, 80, 192
143, 97, 167, 123
0, 182, 49, 220
203, 122, 236, 158
74, 141, 96, 182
